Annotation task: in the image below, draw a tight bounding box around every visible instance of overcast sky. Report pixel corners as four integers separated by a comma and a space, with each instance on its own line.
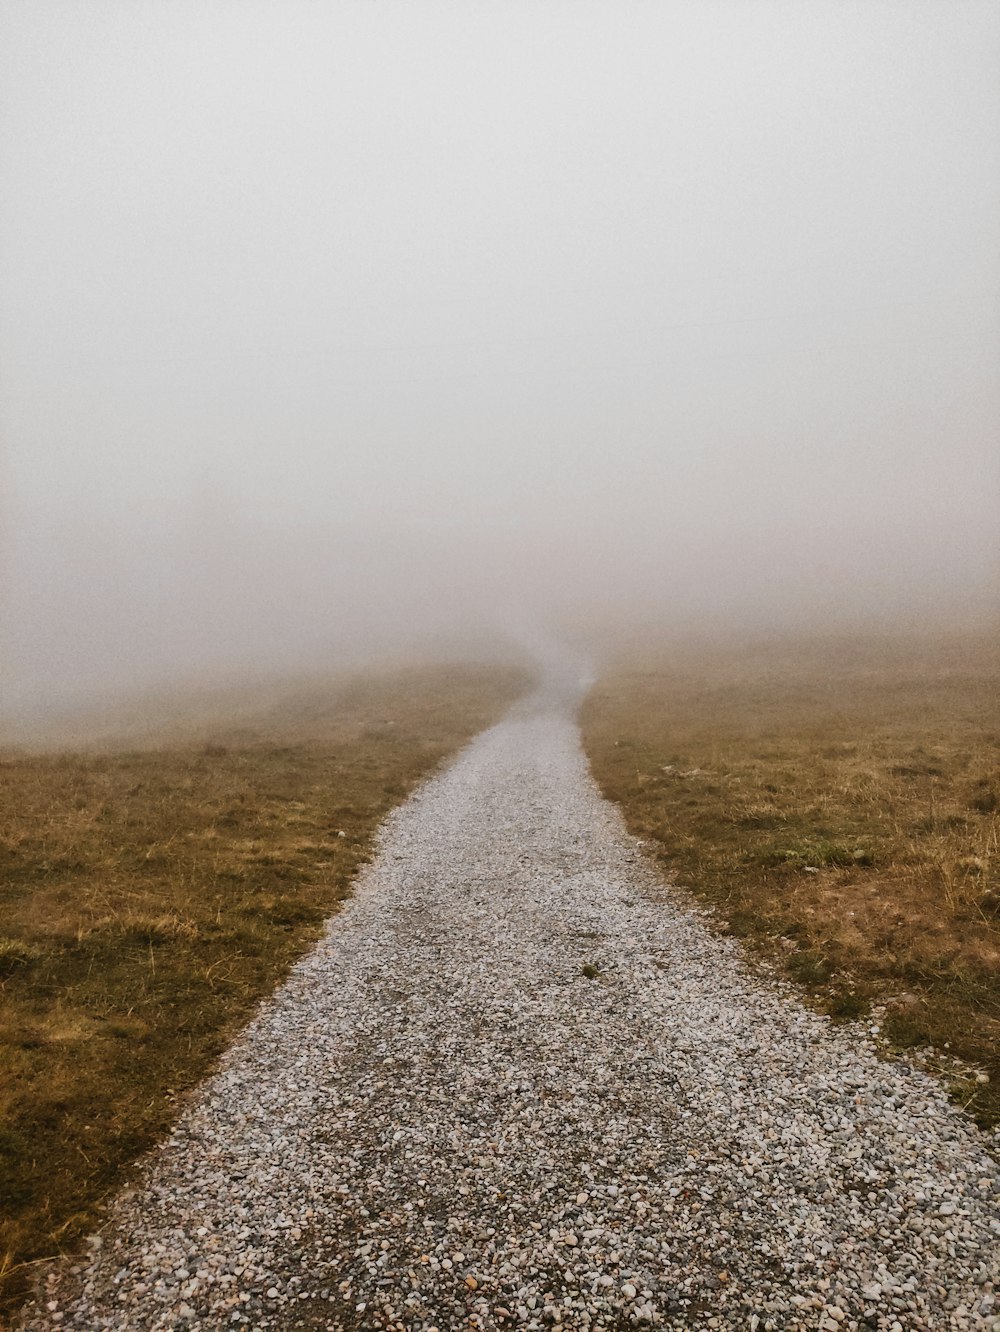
2, 1, 998, 711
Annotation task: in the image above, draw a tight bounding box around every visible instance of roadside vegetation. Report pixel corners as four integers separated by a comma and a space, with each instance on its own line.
581, 633, 1000, 1128
0, 663, 525, 1315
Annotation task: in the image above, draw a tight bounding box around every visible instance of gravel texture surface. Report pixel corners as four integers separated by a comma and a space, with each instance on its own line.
22, 682, 1000, 1330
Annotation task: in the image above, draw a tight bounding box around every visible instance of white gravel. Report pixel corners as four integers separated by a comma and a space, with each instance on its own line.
22, 681, 1000, 1330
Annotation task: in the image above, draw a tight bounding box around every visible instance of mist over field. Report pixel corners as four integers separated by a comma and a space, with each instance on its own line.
1, 1, 998, 718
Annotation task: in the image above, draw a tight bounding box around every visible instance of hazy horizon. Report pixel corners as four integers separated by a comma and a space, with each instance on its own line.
2, 1, 998, 717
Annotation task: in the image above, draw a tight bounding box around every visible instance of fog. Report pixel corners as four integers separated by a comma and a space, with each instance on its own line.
2, 1, 998, 717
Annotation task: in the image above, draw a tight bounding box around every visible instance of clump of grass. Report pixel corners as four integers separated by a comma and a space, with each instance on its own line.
753, 842, 874, 869
581, 632, 1000, 1128
0, 663, 526, 1316
881, 1006, 931, 1050
827, 991, 870, 1021
970, 786, 998, 814
786, 950, 834, 986
0, 939, 44, 978
83, 913, 201, 944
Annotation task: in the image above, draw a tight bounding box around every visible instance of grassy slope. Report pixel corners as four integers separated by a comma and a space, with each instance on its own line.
581, 635, 1000, 1127
0, 664, 525, 1314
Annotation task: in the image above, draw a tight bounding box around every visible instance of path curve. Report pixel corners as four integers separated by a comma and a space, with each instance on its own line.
23, 683, 1000, 1330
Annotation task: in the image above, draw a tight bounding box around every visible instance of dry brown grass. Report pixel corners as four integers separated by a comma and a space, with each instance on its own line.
0, 663, 525, 1316
581, 633, 1000, 1127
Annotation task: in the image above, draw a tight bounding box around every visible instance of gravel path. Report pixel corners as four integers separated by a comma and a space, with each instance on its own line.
23, 682, 999, 1331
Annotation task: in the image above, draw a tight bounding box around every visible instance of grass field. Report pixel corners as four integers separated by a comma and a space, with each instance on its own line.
581, 633, 1000, 1128
0, 663, 525, 1315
